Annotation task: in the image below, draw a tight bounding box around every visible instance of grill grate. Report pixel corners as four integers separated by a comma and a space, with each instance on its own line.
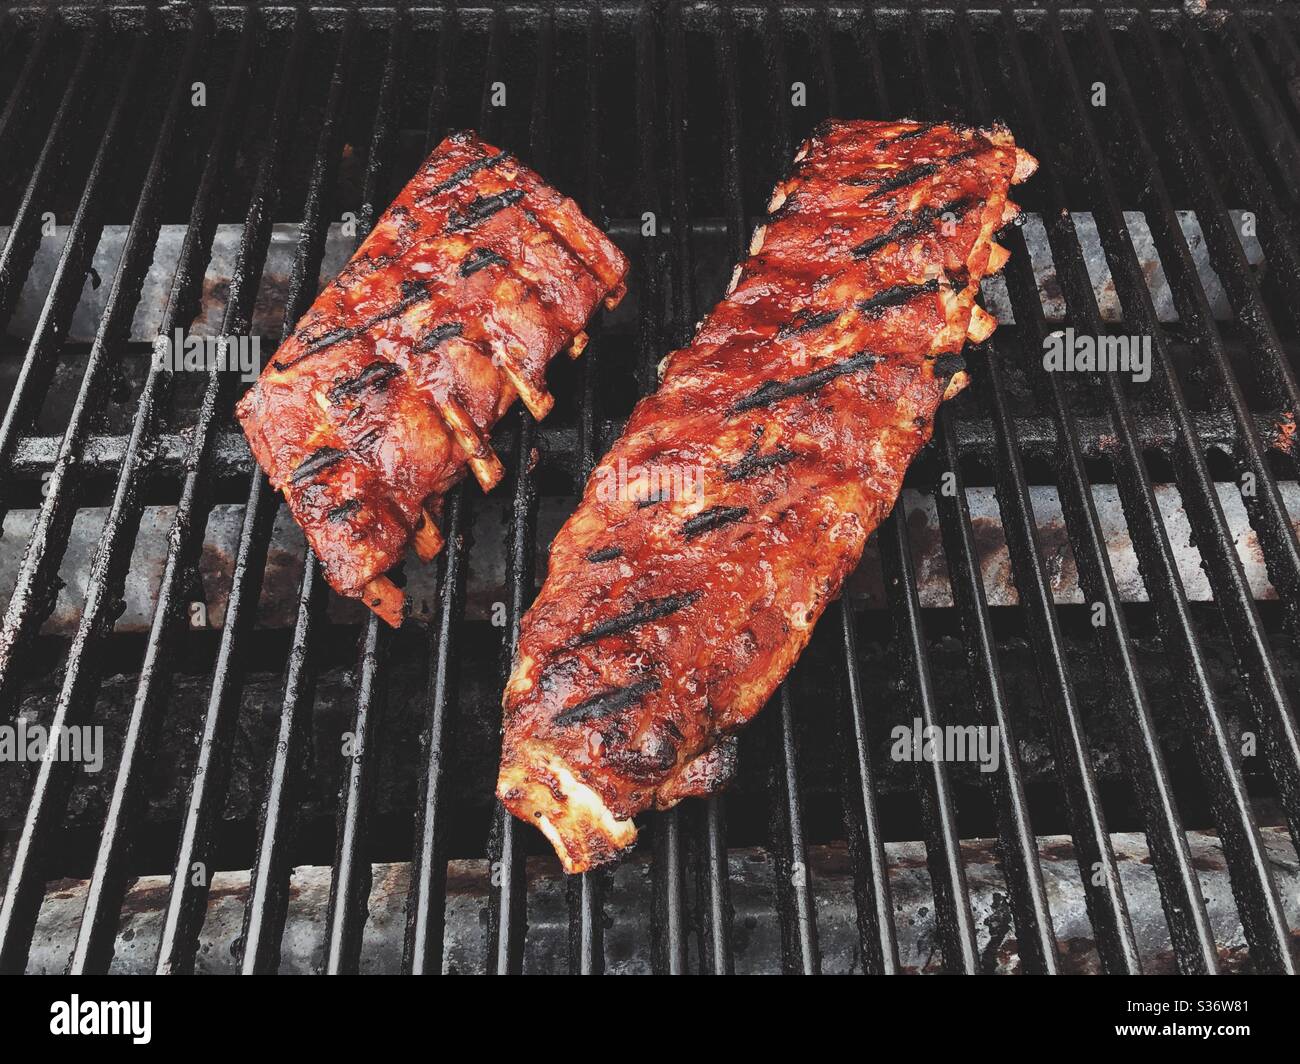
1, 1, 1299, 975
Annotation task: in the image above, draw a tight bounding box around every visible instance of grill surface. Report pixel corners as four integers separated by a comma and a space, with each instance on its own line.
2, 1, 1300, 975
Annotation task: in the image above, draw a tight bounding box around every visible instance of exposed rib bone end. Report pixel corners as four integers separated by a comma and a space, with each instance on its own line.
967, 304, 998, 342
603, 281, 627, 311
1013, 148, 1039, 184
986, 242, 1011, 273
412, 510, 444, 562
362, 576, 406, 627
497, 744, 637, 874
568, 330, 589, 359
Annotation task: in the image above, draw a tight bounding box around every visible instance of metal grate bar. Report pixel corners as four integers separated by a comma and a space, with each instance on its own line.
621, 4, 687, 977
954, 7, 1216, 968
1222, 15, 1300, 205
688, 2, 747, 977
401, 6, 469, 976
62, 13, 260, 976
242, 11, 393, 977
758, 0, 820, 975
1063, 6, 1300, 846
0, 9, 207, 974
827, 5, 901, 976
155, 12, 316, 976
834, 598, 900, 974
1037, 9, 1293, 972
0, 21, 145, 522
1176, 22, 1300, 305
989, 4, 1294, 972
959, 2, 1220, 976
879, 511, 980, 973
1080, 17, 1300, 655
664, 1, 735, 976
1018, 7, 1298, 972
0, 10, 165, 715
0, 14, 100, 332
906, 9, 1060, 976
485, 2, 531, 976
0, 6, 56, 164
565, 0, 610, 977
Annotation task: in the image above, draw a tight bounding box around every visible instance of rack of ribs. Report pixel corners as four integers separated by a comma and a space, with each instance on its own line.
236, 131, 629, 625
497, 119, 1037, 872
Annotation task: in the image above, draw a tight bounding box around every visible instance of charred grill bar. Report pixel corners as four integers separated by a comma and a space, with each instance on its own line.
1, 1, 1299, 975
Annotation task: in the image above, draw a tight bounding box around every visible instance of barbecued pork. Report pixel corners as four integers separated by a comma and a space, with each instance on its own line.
497, 119, 1037, 872
236, 132, 628, 624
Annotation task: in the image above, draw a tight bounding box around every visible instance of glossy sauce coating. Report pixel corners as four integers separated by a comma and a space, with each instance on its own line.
497, 119, 1037, 872
236, 132, 629, 621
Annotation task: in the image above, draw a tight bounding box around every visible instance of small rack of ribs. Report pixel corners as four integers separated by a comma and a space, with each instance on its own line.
497, 119, 1036, 873
236, 131, 629, 625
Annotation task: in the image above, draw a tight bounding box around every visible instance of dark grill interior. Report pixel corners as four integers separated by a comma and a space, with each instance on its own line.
2, 1, 1300, 974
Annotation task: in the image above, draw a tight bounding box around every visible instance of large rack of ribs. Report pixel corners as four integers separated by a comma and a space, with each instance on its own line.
497, 119, 1037, 872
236, 131, 629, 625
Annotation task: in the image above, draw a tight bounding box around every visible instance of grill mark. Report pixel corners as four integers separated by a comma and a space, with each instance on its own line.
723, 445, 798, 482
447, 188, 525, 233
573, 591, 702, 647
291, 446, 347, 485
353, 426, 383, 452
586, 546, 623, 563
327, 499, 362, 522
420, 149, 508, 200
730, 349, 883, 414
554, 679, 660, 727
415, 321, 464, 352
851, 197, 977, 259
277, 281, 430, 369
327, 360, 402, 404
460, 247, 508, 276
777, 308, 842, 340
847, 160, 937, 192
875, 124, 934, 150
852, 148, 982, 197
682, 505, 749, 539
856, 279, 942, 316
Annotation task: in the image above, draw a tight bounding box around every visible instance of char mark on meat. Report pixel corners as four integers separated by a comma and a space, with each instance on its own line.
723, 445, 798, 482
554, 679, 661, 727
586, 546, 623, 563
327, 499, 362, 522
328, 361, 403, 404
460, 247, 509, 276
415, 321, 464, 352
573, 591, 703, 647
857, 279, 942, 316
851, 197, 976, 258
418, 148, 508, 201
447, 188, 526, 233
730, 350, 883, 414
777, 308, 843, 339
277, 281, 431, 369
681, 505, 750, 539
291, 446, 347, 485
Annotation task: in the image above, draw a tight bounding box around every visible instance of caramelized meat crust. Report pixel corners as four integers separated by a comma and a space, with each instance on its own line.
236, 131, 628, 623
497, 119, 1037, 872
